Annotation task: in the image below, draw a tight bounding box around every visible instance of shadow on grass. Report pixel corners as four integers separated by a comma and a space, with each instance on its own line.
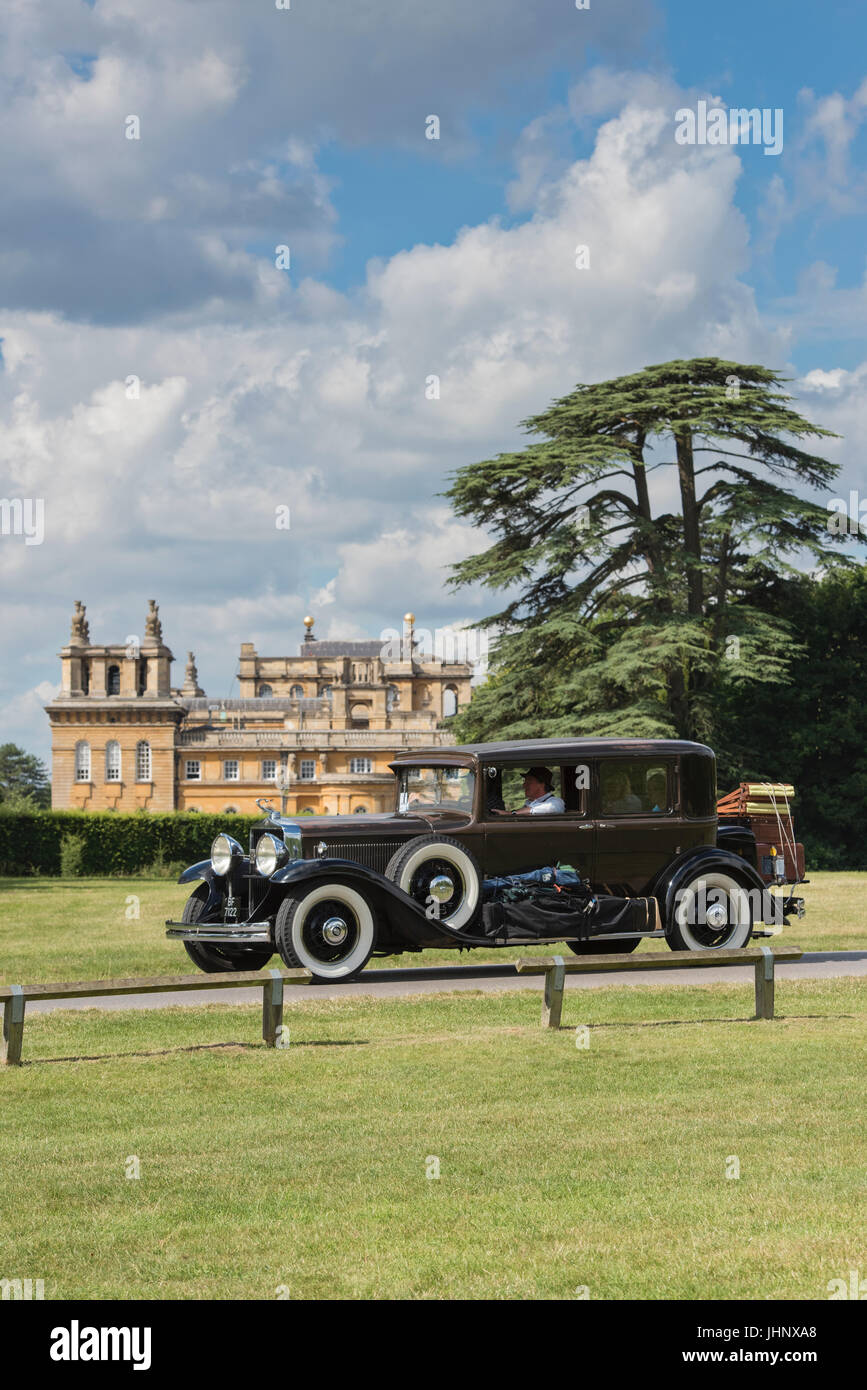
20, 1038, 370, 1065
555, 1013, 857, 1031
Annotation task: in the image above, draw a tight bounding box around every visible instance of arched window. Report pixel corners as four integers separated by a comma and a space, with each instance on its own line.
74, 741, 91, 782
223, 806, 238, 814
81, 662, 90, 695
107, 664, 120, 695
353, 805, 368, 814
350, 703, 370, 729
105, 741, 121, 782
135, 740, 152, 781
443, 684, 458, 718
290, 684, 304, 698
258, 683, 273, 697
137, 660, 148, 696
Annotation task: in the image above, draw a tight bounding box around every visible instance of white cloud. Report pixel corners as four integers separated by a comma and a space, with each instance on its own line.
1, 67, 864, 756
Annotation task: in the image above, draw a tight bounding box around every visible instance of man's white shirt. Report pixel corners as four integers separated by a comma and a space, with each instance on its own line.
525, 791, 565, 814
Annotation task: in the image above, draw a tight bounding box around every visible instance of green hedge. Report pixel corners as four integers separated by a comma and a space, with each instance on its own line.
0, 810, 262, 877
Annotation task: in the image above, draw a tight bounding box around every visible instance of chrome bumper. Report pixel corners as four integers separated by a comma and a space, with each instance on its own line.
165, 920, 273, 945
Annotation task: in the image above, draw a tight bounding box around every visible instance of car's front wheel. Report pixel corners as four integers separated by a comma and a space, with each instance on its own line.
666, 869, 754, 951
274, 882, 376, 982
181, 887, 274, 973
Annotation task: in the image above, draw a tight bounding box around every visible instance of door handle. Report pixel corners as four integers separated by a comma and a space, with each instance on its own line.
597, 822, 615, 830
577, 824, 594, 832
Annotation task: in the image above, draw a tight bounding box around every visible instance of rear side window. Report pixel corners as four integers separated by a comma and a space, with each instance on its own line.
681, 753, 716, 818
599, 760, 671, 816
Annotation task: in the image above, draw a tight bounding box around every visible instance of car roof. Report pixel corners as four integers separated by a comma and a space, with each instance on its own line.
391, 737, 713, 766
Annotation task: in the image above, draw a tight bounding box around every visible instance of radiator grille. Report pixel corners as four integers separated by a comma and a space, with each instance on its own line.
311, 839, 407, 874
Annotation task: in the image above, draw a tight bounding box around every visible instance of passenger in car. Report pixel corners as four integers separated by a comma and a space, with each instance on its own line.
603, 770, 642, 814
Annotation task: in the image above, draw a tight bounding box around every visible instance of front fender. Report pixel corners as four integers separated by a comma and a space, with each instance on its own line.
177, 859, 213, 885
651, 845, 770, 928
271, 858, 462, 948
176, 860, 225, 916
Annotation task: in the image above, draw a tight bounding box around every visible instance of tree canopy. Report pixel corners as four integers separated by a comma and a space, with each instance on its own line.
446, 357, 850, 744
0, 744, 51, 809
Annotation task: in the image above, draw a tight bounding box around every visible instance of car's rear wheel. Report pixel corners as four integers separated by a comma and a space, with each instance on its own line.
384, 835, 482, 932
567, 937, 640, 956
274, 882, 376, 981
181, 886, 274, 973
666, 869, 754, 951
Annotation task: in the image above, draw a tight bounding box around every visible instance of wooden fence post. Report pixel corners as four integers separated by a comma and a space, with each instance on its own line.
542, 956, 566, 1030
754, 946, 775, 1020
262, 970, 285, 1048
2, 987, 25, 1067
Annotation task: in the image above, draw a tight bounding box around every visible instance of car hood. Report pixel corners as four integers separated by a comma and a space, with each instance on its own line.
295, 810, 470, 838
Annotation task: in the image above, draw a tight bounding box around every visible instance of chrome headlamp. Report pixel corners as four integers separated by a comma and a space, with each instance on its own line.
210, 833, 243, 877
254, 832, 289, 878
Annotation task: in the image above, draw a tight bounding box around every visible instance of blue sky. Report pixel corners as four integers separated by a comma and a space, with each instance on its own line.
1, 0, 865, 760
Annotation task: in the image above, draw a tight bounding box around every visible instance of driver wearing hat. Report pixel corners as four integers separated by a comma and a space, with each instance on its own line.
491, 765, 565, 816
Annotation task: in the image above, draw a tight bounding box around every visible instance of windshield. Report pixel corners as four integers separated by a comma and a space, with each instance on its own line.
396, 765, 475, 815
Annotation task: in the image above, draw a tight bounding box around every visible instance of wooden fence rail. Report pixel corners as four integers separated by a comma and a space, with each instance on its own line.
0, 967, 311, 1066
515, 945, 804, 1028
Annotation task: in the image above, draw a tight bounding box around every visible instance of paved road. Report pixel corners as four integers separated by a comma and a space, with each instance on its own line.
20, 951, 867, 1014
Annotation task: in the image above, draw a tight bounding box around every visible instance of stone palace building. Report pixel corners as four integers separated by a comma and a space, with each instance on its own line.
45, 601, 473, 816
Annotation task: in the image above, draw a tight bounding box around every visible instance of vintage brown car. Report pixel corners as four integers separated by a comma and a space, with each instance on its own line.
167, 737, 806, 982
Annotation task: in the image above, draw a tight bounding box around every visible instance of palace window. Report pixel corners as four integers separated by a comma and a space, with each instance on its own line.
105, 741, 121, 782
81, 662, 90, 695
137, 660, 148, 696
290, 684, 304, 698
223, 760, 240, 781
299, 759, 315, 781
107, 664, 120, 695
320, 685, 333, 700
443, 684, 458, 718
386, 684, 399, 712
353, 805, 368, 814
350, 757, 373, 774
135, 741, 152, 781
185, 761, 201, 781
262, 759, 277, 781
258, 684, 273, 697
74, 741, 91, 782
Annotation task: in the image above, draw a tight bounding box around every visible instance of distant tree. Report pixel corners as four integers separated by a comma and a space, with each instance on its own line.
0, 744, 51, 808
715, 568, 867, 869
446, 358, 851, 744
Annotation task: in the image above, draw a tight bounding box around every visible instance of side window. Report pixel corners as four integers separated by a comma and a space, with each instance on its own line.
599, 761, 671, 816
482, 764, 572, 816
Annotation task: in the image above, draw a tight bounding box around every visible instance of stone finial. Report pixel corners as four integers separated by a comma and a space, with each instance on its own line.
182, 651, 204, 697
144, 599, 162, 643
70, 600, 90, 645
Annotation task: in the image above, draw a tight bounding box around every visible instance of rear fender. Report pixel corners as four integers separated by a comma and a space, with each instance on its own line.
650, 845, 773, 929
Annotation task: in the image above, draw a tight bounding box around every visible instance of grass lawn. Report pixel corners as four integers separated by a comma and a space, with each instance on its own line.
0, 978, 864, 1300
0, 871, 863, 986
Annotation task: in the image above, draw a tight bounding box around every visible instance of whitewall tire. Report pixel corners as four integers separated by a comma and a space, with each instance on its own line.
667, 869, 754, 951
385, 835, 482, 932
274, 882, 376, 981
